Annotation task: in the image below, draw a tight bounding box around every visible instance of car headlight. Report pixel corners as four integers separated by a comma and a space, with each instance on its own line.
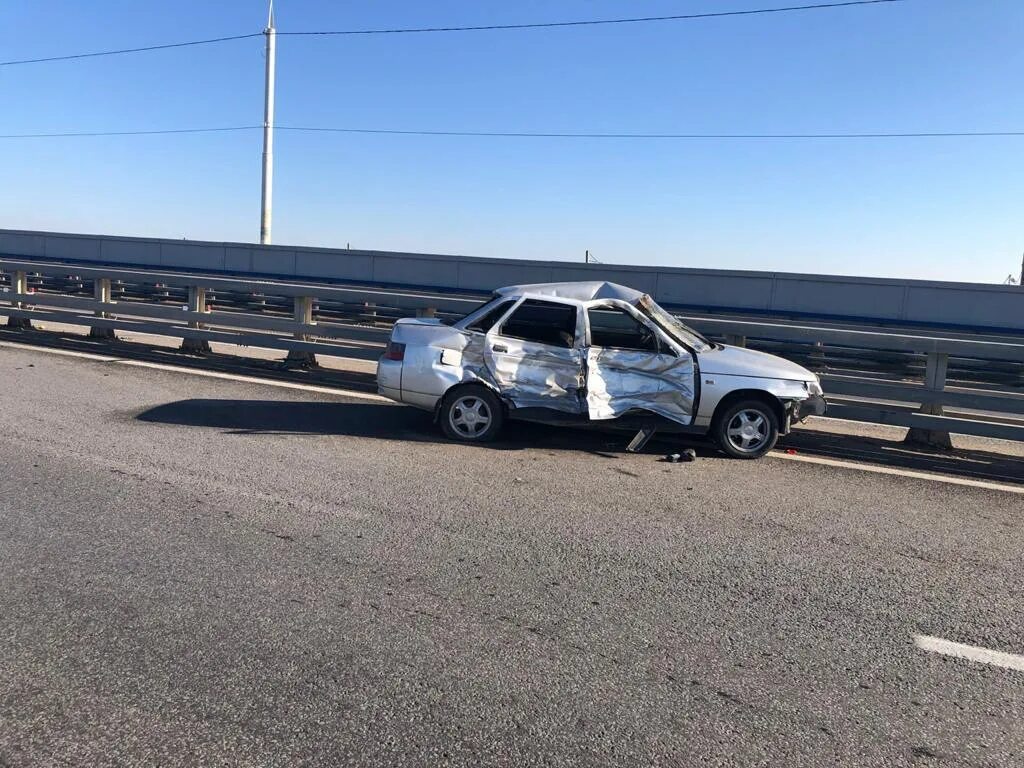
804, 379, 823, 396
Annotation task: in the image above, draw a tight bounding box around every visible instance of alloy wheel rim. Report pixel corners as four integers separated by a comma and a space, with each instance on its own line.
450, 396, 492, 438
726, 409, 769, 453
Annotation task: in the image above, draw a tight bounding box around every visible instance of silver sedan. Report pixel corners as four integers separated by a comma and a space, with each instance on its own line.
377, 281, 825, 458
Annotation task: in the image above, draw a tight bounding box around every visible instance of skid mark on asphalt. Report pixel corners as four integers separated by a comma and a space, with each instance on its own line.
913, 634, 1024, 673
612, 467, 642, 478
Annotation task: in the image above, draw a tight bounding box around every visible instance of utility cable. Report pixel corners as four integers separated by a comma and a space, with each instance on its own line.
0, 1, 904, 66
280, 1, 905, 36
0, 126, 260, 138
3, 125, 1023, 140
0, 33, 262, 67
278, 126, 1024, 140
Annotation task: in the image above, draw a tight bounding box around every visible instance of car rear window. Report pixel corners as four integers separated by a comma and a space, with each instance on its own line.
465, 299, 514, 333
499, 300, 577, 348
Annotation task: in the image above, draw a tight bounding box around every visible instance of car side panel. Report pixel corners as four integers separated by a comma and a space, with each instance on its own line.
693, 372, 810, 427
484, 335, 586, 413
401, 343, 463, 402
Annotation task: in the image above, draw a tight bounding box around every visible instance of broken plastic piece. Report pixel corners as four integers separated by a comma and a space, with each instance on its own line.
661, 448, 696, 464
626, 426, 657, 453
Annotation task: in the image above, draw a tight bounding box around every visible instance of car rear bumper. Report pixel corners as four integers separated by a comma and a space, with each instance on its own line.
378, 384, 401, 402
377, 357, 402, 396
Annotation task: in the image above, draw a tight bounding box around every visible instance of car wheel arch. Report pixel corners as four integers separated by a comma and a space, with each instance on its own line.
710, 389, 786, 432
434, 380, 506, 422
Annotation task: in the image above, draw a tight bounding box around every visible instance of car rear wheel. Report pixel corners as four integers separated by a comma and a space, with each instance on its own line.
713, 399, 779, 459
440, 386, 504, 442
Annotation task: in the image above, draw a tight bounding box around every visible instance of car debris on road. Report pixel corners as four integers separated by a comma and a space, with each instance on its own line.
662, 449, 698, 464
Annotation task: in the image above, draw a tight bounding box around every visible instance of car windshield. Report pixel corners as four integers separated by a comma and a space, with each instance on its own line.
638, 296, 713, 352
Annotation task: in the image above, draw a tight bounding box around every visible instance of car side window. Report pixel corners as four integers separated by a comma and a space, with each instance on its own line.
588, 306, 662, 353
498, 299, 578, 348
465, 300, 514, 333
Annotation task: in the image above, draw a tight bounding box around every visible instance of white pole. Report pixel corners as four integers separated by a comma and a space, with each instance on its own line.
260, 2, 276, 245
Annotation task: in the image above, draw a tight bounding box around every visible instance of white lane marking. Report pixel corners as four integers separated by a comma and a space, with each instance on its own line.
913, 634, 1024, 673
0, 340, 390, 403
771, 451, 1024, 496
0, 341, 120, 362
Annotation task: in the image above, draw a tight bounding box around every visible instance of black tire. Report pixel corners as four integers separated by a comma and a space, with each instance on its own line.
440, 385, 504, 443
712, 399, 780, 459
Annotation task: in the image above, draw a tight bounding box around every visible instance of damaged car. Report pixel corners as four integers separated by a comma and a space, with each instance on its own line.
377, 282, 826, 458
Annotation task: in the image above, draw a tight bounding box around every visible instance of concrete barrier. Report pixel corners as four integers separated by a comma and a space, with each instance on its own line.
2, 228, 1022, 333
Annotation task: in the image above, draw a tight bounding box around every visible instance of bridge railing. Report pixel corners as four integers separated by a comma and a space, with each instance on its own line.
2, 257, 1023, 445
678, 316, 1024, 445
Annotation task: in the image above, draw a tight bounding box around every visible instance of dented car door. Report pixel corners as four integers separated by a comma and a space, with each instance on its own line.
484, 298, 586, 413
584, 302, 696, 426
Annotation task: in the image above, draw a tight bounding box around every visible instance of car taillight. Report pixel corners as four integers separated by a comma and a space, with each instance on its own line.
384, 341, 406, 361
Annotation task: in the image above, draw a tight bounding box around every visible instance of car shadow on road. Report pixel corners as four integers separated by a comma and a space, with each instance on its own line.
12, 326, 1020, 480
133, 398, 718, 456
136, 399, 436, 440
137, 398, 1024, 484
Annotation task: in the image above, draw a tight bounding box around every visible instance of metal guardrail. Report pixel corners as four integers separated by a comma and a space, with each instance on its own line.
6, 227, 1024, 334
2, 257, 1023, 445
0, 258, 442, 361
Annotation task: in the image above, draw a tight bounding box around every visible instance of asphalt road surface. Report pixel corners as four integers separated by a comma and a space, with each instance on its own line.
1, 343, 1022, 767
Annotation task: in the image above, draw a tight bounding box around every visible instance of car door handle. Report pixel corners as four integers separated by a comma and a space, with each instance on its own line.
492, 343, 508, 353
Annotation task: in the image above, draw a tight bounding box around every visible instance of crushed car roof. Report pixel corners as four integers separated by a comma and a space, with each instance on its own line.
494, 281, 645, 304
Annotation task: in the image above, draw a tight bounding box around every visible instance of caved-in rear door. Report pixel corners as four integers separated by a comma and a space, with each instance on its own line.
483, 298, 586, 413
584, 303, 695, 425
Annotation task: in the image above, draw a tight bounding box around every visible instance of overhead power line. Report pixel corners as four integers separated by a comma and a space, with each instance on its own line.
3, 125, 1023, 141
280, 1, 904, 36
0, 0, 904, 67
280, 126, 1024, 139
0, 33, 262, 67
0, 126, 259, 138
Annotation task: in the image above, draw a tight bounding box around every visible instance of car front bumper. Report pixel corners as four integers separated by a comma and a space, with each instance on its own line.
793, 394, 827, 422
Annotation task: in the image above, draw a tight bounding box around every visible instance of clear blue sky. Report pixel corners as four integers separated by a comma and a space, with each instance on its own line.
2, 0, 1022, 283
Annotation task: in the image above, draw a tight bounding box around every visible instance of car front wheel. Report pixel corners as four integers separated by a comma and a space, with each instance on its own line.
440, 385, 504, 442
713, 399, 779, 459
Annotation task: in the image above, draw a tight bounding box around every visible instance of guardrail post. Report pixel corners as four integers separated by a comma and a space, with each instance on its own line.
724, 333, 746, 347
180, 286, 212, 354
284, 295, 318, 368
806, 340, 827, 372
904, 352, 953, 449
416, 307, 437, 319
88, 278, 116, 339
5, 270, 32, 329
